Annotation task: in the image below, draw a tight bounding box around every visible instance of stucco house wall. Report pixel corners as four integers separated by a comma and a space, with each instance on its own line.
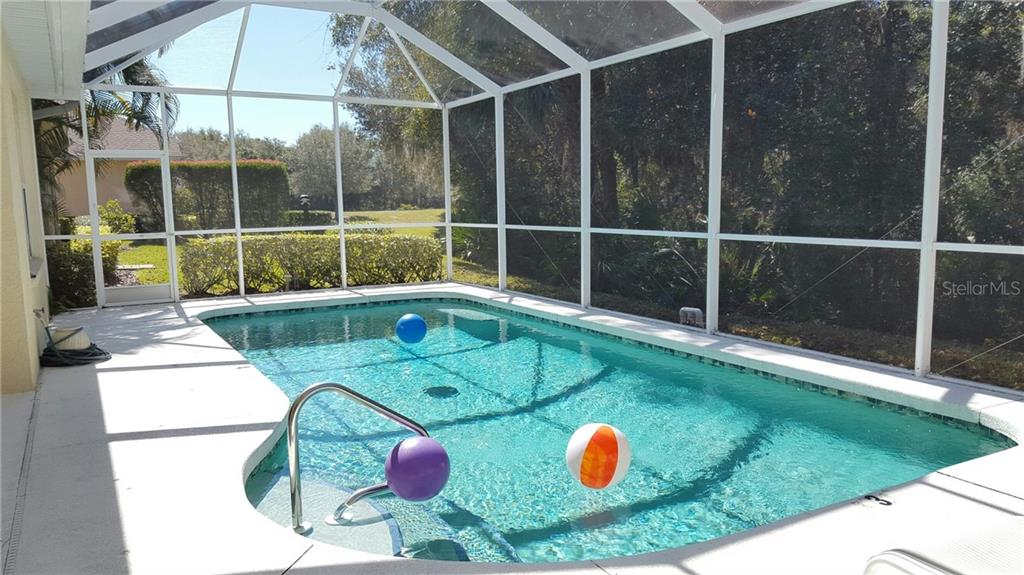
58, 159, 139, 220
1, 28, 49, 394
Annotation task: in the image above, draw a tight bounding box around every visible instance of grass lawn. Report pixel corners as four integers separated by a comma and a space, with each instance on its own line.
117, 241, 169, 284
452, 258, 498, 287
345, 209, 444, 238
346, 209, 444, 225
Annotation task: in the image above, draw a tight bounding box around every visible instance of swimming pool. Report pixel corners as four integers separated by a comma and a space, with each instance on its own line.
207, 300, 1013, 563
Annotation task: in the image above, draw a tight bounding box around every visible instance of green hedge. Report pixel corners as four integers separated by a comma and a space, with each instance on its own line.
281, 210, 336, 227
177, 237, 238, 297
123, 161, 164, 232
169, 161, 234, 230
345, 234, 444, 287
126, 160, 291, 230
177, 232, 443, 296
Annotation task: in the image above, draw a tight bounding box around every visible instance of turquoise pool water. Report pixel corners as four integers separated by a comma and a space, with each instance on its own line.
208, 300, 1012, 563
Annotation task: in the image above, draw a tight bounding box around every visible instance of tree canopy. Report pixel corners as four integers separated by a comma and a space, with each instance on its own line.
329, 0, 1022, 382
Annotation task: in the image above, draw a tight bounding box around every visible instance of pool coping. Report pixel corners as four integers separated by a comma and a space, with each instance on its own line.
13, 282, 1023, 575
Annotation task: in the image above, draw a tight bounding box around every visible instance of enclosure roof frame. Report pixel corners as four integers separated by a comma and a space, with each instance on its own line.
81, 1, 863, 106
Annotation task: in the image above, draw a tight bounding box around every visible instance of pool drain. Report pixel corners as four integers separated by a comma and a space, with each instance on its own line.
424, 386, 459, 398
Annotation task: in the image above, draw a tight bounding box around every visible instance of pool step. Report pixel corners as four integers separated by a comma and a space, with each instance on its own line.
253, 473, 401, 556
400, 539, 468, 561
436, 499, 521, 562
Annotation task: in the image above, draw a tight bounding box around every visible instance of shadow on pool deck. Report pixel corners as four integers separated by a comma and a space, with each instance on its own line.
4, 366, 130, 575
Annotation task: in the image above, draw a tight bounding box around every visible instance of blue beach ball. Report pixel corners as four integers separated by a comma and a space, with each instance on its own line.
395, 313, 428, 344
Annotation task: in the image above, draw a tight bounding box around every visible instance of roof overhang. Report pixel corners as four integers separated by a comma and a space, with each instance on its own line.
1, 0, 89, 100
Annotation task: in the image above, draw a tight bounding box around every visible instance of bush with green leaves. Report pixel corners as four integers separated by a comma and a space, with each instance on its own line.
344, 215, 375, 223
237, 160, 291, 227
177, 237, 238, 297
46, 241, 97, 310
239, 234, 289, 293
98, 240, 123, 282
275, 233, 343, 290
281, 210, 336, 227
45, 239, 122, 310
175, 232, 442, 296
170, 161, 235, 230
98, 199, 136, 233
345, 233, 443, 287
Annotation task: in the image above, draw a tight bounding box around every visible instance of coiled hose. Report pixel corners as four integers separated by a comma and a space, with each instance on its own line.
37, 314, 111, 367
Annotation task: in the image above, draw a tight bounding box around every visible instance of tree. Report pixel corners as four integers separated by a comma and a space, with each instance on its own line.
287, 125, 338, 209
177, 128, 230, 160
339, 125, 376, 210
940, 0, 1023, 246
235, 131, 288, 161
329, 14, 444, 212
327, 1, 1021, 380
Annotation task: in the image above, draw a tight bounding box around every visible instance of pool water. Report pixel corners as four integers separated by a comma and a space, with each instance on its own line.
208, 301, 1012, 563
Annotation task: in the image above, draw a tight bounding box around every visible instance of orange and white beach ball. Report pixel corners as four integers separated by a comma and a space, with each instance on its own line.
565, 423, 631, 489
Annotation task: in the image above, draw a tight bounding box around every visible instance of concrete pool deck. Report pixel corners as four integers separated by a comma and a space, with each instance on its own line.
3, 283, 1022, 575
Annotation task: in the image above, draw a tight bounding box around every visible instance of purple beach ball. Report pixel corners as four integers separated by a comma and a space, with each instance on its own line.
385, 436, 450, 502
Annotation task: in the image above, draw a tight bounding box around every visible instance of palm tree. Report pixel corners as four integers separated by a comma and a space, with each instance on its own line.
34, 57, 179, 234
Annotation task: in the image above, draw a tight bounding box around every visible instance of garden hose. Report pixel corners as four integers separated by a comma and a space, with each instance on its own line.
35, 311, 111, 367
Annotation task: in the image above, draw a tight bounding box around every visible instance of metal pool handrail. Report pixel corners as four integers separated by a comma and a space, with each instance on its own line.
287, 382, 429, 534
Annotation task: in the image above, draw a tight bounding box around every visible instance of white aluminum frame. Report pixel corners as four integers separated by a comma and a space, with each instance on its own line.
914, 1, 951, 376
159, 92, 179, 298
388, 27, 441, 105
579, 68, 592, 308
494, 93, 508, 290
336, 17, 372, 98
333, 103, 348, 288
84, 1, 243, 71
483, 1, 587, 71
704, 31, 725, 333
50, 0, 1022, 388
442, 107, 454, 279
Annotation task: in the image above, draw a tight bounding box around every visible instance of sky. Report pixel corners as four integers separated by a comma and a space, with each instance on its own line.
156, 5, 357, 144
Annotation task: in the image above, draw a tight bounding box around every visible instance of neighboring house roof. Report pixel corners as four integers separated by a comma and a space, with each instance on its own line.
68, 120, 182, 158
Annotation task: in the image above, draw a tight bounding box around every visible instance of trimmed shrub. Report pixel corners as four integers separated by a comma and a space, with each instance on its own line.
240, 234, 288, 293
236, 233, 344, 293
123, 160, 163, 231
177, 237, 238, 297
45, 238, 120, 308
281, 210, 336, 227
170, 161, 235, 230
345, 233, 443, 287
344, 215, 375, 223
175, 232, 443, 296
126, 159, 291, 229
237, 160, 290, 227
277, 233, 342, 290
